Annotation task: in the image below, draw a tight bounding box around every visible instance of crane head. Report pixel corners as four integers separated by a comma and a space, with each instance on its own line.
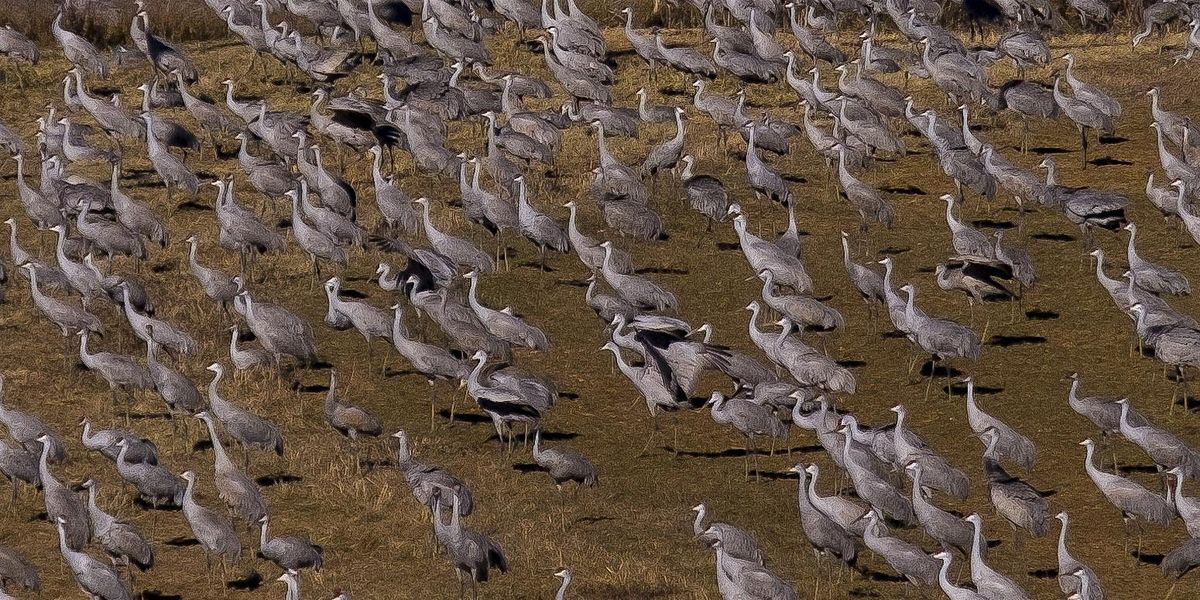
1078, 439, 1093, 447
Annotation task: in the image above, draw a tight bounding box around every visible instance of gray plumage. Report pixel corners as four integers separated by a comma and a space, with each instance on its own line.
802, 463, 870, 537
0, 543, 39, 592
678, 155, 730, 226
388, 304, 469, 381
1117, 398, 1200, 476
465, 272, 549, 351
180, 471, 242, 565
562, 202, 632, 274
184, 236, 237, 309
124, 295, 196, 356
887, 405, 969, 500
691, 503, 764, 564
236, 133, 292, 200
204, 363, 285, 461
789, 465, 858, 564
414, 198, 493, 273
760, 271, 843, 332
370, 147, 417, 233
146, 338, 204, 419
80, 419, 157, 465
932, 552, 987, 600
196, 412, 268, 524
214, 179, 286, 258
229, 325, 275, 372
835, 145, 895, 228
906, 462, 974, 556
52, 12, 107, 76
0, 376, 66, 463
394, 430, 473, 515
982, 429, 1048, 538
55, 517, 131, 600
862, 511, 938, 587
38, 439, 90, 550
324, 277, 393, 346
1038, 158, 1128, 232
259, 515, 324, 572
708, 391, 788, 445
731, 209, 811, 293
11, 156, 64, 230
79, 332, 155, 396
965, 514, 1032, 600
113, 439, 185, 507
0, 25, 37, 65
514, 176, 568, 265
1055, 512, 1103, 600
901, 284, 982, 361
323, 370, 382, 441
1125, 222, 1189, 295
965, 378, 1035, 469
532, 429, 596, 489
75, 202, 145, 261
583, 278, 637, 324
837, 416, 914, 524
0, 438, 39, 497
654, 33, 716, 78
83, 480, 154, 573
1162, 537, 1200, 579
238, 292, 318, 365
110, 165, 169, 249
943, 195, 993, 258
22, 263, 103, 337
1080, 438, 1176, 525
432, 493, 508, 588
600, 242, 677, 311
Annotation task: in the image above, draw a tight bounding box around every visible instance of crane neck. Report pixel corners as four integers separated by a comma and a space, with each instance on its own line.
554, 573, 571, 600
259, 517, 270, 548
691, 505, 706, 535
1056, 514, 1070, 564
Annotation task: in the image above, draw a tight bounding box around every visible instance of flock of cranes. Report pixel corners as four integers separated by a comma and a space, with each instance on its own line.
1, 0, 1200, 597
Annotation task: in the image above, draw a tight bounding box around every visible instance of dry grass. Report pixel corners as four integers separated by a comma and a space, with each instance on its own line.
1, 14, 1200, 600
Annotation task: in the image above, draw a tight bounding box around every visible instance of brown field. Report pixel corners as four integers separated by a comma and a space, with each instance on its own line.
2, 11, 1200, 600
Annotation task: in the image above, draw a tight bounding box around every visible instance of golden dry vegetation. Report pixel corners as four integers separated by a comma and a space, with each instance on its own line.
1, 8, 1200, 600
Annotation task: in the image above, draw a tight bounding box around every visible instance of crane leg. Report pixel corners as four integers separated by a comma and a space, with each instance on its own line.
1080, 126, 1090, 169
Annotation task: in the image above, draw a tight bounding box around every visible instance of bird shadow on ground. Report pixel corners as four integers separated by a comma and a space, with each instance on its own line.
1099, 135, 1129, 145
1025, 309, 1059, 320
881, 331, 909, 339
275, 218, 293, 228
192, 439, 213, 452
1117, 464, 1162, 475
880, 185, 925, 195
918, 362, 963, 378
1089, 156, 1134, 167
837, 359, 867, 369
916, 266, 935, 274
134, 498, 183, 511
858, 568, 908, 583
559, 391, 580, 400
1029, 568, 1058, 579
164, 536, 200, 547
557, 279, 590, 288
716, 242, 741, 251
987, 335, 1048, 347
175, 200, 210, 212
256, 473, 302, 487
227, 572, 263, 591
519, 262, 556, 272
783, 174, 808, 183
672, 447, 787, 459
658, 87, 688, 97
756, 470, 800, 481
1133, 551, 1166, 566
635, 266, 689, 275
130, 411, 173, 421
294, 382, 330, 393
1027, 146, 1071, 154
878, 246, 910, 255
971, 219, 1016, 229
944, 381, 1004, 395
512, 463, 542, 474
435, 410, 492, 425
361, 458, 394, 469
336, 287, 370, 299
1172, 395, 1200, 412
150, 261, 175, 273
140, 590, 182, 600
1031, 232, 1075, 242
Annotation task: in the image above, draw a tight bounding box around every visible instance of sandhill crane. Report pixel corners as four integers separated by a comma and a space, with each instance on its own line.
52, 12, 107, 77
80, 419, 157, 465
323, 370, 383, 468
707, 392, 787, 478
82, 479, 154, 582
1053, 77, 1114, 168
414, 198, 494, 273
1117, 398, 1200, 475
0, 542, 40, 592
729, 208, 812, 293
787, 464, 858, 571
600, 242, 677, 311
836, 417, 914, 524
862, 510, 938, 588
258, 515, 324, 573
835, 146, 895, 229
531, 428, 597, 502
195, 411, 268, 524
180, 471, 241, 580
691, 503, 764, 564
1055, 512, 1103, 600
981, 428, 1048, 543
0, 438, 40, 500
964, 378, 1035, 468
55, 516, 131, 600
1080, 438, 1176, 555
393, 430, 474, 516
432, 492, 508, 597
0, 376, 66, 463
38, 436, 90, 550
465, 271, 549, 350
1125, 222, 1190, 295
905, 462, 973, 556
204, 363, 284, 467
964, 514, 1033, 600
